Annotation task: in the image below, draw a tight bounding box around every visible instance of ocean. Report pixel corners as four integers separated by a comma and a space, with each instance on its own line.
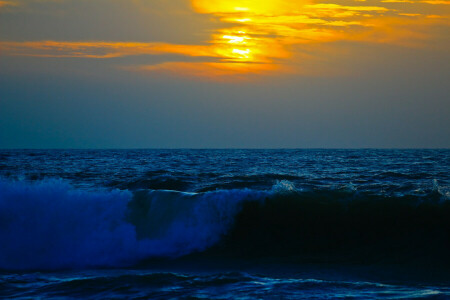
0, 149, 449, 299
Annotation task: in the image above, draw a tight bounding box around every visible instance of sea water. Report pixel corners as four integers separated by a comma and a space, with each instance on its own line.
0, 149, 449, 299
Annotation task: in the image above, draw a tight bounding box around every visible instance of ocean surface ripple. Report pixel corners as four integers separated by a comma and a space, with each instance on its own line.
0, 149, 449, 298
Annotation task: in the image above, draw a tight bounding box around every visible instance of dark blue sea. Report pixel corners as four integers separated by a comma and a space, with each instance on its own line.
0, 149, 449, 299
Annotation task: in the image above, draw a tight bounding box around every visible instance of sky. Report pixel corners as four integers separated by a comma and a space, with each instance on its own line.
0, 0, 449, 148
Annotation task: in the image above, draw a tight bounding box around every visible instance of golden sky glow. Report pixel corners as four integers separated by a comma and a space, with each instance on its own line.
0, 0, 449, 80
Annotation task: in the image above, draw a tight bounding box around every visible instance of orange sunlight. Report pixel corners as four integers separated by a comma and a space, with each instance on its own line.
1, 0, 449, 80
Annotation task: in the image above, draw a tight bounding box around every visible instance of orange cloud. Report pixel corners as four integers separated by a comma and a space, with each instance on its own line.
130, 61, 283, 82
1, 0, 448, 80
0, 41, 214, 58
0, 0, 18, 8
421, 0, 450, 4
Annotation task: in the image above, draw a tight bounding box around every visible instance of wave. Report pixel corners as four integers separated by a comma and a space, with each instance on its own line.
216, 187, 450, 265
6, 271, 448, 299
0, 179, 449, 271
0, 179, 262, 270
109, 175, 192, 191
106, 172, 302, 192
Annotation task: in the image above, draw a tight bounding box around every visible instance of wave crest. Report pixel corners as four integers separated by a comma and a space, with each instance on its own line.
0, 179, 261, 270
1, 178, 449, 271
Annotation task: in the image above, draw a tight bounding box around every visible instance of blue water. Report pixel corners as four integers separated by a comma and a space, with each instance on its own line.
0, 149, 449, 299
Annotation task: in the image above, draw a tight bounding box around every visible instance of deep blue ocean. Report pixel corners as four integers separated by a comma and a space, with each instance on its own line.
0, 149, 449, 299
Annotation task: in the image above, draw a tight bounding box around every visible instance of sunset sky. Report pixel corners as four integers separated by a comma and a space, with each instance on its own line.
0, 0, 449, 148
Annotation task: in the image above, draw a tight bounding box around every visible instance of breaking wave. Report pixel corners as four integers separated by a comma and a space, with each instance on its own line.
0, 179, 262, 270
0, 179, 449, 271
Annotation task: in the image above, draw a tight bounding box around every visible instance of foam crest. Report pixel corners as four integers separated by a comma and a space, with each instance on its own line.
0, 179, 138, 270
127, 188, 264, 258
1, 178, 449, 271
0, 179, 262, 270
271, 180, 297, 194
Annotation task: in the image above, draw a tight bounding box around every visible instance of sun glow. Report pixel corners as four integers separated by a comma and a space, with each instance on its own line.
184, 0, 450, 78
236, 18, 252, 22
1, 0, 449, 80
223, 35, 248, 44
232, 49, 251, 58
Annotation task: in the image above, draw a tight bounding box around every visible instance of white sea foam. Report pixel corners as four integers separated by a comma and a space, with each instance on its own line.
0, 179, 264, 270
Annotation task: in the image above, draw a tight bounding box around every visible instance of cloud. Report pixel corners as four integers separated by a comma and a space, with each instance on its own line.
0, 41, 218, 58
0, 0, 18, 8
421, 0, 450, 4
0, 0, 448, 80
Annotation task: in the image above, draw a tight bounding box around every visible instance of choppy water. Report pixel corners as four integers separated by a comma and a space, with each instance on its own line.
3, 270, 450, 299
0, 149, 449, 299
